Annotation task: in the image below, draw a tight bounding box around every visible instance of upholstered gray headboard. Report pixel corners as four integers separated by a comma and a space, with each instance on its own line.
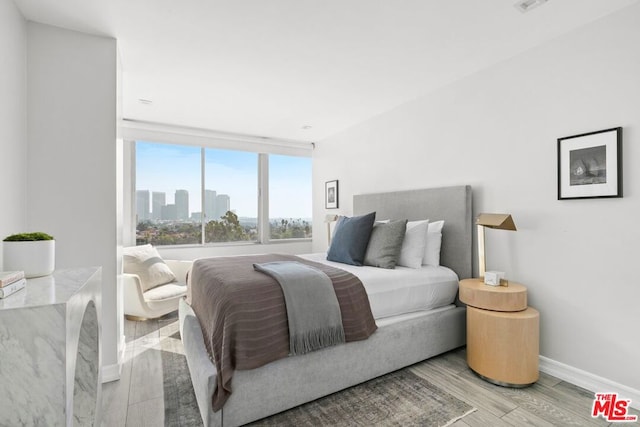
353, 185, 472, 280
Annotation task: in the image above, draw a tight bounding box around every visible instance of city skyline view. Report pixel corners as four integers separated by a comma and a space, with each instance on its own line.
135, 184, 312, 245
136, 188, 233, 222
136, 141, 312, 219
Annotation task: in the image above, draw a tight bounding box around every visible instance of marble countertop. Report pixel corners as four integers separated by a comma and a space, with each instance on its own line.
0, 267, 100, 310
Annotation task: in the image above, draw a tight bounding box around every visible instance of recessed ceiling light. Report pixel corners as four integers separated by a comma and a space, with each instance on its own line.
514, 0, 548, 13
138, 98, 153, 105
301, 125, 312, 130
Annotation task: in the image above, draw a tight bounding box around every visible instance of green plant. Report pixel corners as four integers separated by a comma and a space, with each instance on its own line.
3, 232, 54, 242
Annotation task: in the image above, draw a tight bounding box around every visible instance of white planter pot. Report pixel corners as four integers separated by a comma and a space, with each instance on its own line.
3, 240, 55, 278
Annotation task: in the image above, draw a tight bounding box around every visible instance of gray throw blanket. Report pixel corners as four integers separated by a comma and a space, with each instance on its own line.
253, 261, 346, 355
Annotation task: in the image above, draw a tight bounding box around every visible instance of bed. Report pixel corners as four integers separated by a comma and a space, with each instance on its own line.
179, 185, 473, 426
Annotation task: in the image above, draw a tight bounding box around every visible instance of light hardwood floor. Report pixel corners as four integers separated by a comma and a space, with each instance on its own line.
101, 314, 638, 426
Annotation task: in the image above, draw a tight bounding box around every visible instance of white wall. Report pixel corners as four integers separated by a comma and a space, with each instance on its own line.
0, 0, 27, 264
26, 23, 120, 373
313, 5, 640, 392
116, 50, 125, 367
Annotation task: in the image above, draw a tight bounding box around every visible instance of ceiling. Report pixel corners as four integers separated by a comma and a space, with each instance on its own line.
14, 0, 639, 143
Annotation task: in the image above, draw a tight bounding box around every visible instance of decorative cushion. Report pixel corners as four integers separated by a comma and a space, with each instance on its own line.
364, 219, 408, 269
423, 220, 445, 266
123, 244, 176, 292
397, 220, 429, 269
327, 212, 376, 266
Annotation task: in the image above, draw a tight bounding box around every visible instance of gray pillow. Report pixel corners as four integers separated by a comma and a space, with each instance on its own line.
327, 212, 376, 266
364, 219, 408, 269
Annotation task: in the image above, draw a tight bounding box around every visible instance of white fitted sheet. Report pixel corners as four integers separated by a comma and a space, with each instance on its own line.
299, 253, 459, 320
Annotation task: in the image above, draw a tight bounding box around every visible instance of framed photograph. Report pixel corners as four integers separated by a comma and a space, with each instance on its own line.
557, 127, 622, 200
325, 180, 339, 209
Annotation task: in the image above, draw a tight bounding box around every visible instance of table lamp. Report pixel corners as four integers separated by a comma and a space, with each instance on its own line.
476, 213, 517, 279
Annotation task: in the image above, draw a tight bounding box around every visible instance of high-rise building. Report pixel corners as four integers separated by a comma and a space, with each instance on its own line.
161, 204, 177, 221
175, 189, 189, 221
152, 192, 166, 220
215, 194, 230, 219
204, 190, 217, 220
136, 190, 150, 221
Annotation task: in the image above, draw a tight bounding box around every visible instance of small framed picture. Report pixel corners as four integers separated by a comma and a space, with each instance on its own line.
325, 180, 339, 209
557, 127, 622, 200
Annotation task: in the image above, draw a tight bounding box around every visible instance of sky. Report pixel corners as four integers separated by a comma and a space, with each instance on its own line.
136, 141, 312, 219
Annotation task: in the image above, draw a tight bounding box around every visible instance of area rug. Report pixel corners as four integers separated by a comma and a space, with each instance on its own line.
249, 369, 475, 427
161, 327, 475, 427
161, 330, 203, 426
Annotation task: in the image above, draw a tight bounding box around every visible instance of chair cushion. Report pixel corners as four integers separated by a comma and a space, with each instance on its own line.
143, 282, 187, 301
123, 244, 176, 292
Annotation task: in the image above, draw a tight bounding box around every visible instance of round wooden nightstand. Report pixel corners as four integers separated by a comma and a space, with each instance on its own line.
459, 278, 539, 387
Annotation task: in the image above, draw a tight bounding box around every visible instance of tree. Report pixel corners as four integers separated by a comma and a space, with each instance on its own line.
205, 211, 252, 242
270, 218, 311, 239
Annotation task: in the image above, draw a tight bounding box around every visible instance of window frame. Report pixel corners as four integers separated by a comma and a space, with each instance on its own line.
124, 124, 313, 248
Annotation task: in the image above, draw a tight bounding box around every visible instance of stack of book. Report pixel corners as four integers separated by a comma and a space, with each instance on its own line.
0, 270, 26, 299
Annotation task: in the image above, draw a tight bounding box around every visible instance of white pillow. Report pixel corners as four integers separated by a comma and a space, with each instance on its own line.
123, 244, 176, 292
423, 220, 445, 266
397, 220, 429, 269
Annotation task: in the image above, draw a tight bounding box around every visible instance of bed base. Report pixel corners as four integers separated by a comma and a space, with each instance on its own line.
179, 299, 466, 427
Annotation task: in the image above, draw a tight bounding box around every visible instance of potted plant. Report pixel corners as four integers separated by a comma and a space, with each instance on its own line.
3, 232, 55, 278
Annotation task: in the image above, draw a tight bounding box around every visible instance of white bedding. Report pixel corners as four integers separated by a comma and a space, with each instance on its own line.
299, 253, 459, 320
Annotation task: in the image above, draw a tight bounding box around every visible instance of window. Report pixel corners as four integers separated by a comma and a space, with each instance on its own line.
135, 142, 201, 245
269, 155, 312, 239
204, 148, 258, 243
134, 141, 312, 246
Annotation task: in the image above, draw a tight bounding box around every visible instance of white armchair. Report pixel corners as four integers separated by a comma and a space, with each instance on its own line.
123, 260, 192, 320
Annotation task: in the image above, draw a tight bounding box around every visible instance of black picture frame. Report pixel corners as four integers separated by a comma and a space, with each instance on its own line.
557, 127, 622, 200
325, 180, 339, 209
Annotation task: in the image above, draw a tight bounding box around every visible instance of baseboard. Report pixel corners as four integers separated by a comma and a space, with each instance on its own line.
101, 336, 127, 383
539, 356, 640, 410
101, 362, 122, 383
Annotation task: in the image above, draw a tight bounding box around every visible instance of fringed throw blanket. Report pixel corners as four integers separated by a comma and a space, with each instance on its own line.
187, 254, 377, 411
253, 261, 345, 355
